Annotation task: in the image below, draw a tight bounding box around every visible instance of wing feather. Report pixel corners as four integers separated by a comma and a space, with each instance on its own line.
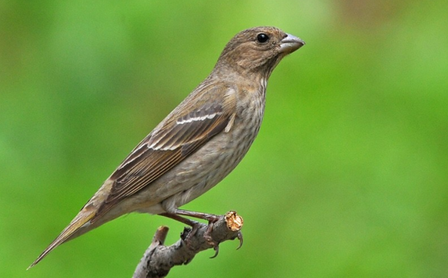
96, 86, 237, 216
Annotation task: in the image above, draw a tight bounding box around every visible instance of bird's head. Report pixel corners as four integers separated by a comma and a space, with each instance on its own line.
215, 26, 305, 78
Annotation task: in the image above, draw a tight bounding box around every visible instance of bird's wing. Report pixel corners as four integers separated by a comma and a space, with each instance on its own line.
99, 85, 237, 214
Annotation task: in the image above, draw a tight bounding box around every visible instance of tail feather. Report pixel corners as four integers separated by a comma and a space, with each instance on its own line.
27, 208, 96, 269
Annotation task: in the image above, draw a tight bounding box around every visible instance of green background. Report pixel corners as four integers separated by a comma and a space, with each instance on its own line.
1, 1, 447, 277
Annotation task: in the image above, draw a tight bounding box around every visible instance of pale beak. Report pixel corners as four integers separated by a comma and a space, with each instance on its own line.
280, 33, 305, 54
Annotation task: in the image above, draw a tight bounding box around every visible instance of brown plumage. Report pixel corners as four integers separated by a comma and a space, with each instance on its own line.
29, 26, 304, 268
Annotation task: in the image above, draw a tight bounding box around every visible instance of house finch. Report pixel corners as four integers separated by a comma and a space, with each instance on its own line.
29, 26, 304, 268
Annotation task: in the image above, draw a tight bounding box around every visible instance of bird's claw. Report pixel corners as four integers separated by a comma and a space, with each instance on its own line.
210, 244, 220, 258
205, 234, 220, 259
236, 230, 243, 250
181, 220, 201, 243
204, 219, 222, 258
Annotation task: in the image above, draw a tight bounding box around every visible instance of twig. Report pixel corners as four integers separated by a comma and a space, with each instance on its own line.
133, 211, 243, 278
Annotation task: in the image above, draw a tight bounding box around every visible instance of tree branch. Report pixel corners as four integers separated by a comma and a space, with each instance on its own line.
133, 211, 244, 278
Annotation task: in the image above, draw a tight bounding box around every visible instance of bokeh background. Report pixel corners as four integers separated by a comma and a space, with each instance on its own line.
1, 1, 447, 277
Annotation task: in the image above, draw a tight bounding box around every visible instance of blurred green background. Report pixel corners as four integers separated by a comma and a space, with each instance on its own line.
1, 0, 447, 277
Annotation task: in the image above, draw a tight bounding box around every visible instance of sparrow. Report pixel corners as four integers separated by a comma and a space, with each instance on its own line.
29, 26, 304, 268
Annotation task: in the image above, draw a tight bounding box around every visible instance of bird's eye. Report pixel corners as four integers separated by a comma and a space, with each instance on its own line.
256, 33, 269, 43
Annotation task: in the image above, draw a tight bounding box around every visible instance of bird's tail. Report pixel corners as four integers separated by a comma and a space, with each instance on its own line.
27, 207, 97, 269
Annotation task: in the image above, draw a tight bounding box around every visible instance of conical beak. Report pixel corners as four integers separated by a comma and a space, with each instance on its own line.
280, 33, 305, 54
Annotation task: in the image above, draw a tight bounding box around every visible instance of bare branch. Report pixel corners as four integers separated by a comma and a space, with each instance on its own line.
133, 211, 244, 278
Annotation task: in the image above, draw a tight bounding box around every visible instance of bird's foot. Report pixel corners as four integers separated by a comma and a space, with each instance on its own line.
203, 217, 220, 258
161, 210, 242, 258
204, 216, 244, 258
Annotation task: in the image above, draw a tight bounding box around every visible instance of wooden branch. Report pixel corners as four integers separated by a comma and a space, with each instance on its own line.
133, 211, 244, 278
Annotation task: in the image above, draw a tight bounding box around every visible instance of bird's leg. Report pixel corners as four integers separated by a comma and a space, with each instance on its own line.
159, 212, 199, 227
159, 212, 202, 239
174, 209, 220, 240
161, 209, 222, 256
173, 209, 220, 223
173, 209, 221, 256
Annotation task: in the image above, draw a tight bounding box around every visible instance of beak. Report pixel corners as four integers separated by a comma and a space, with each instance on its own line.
280, 33, 305, 54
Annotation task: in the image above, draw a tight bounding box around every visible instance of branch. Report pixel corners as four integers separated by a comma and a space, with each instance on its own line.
133, 211, 244, 278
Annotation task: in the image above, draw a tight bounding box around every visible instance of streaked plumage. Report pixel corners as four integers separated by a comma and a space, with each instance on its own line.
29, 26, 304, 268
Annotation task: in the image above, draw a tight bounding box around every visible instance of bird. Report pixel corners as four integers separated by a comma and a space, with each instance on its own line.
29, 26, 305, 268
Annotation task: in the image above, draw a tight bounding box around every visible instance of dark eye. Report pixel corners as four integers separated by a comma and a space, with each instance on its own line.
256, 33, 269, 43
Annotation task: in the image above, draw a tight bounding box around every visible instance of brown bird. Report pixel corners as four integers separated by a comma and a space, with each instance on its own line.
29, 26, 304, 268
